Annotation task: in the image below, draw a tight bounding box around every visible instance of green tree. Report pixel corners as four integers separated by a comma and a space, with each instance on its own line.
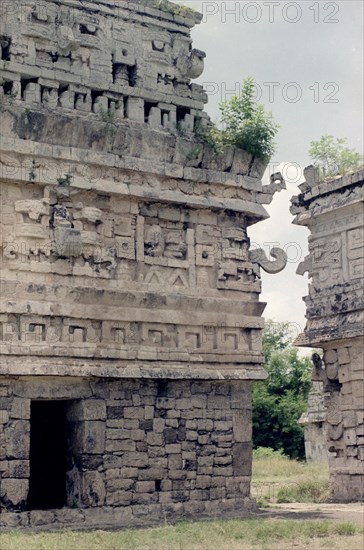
220, 77, 280, 159
309, 135, 363, 181
196, 77, 279, 160
252, 321, 312, 460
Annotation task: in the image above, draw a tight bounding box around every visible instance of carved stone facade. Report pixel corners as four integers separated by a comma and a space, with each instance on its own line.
0, 0, 286, 528
299, 381, 328, 463
292, 167, 364, 501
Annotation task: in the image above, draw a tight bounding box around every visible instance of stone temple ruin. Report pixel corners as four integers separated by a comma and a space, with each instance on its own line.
0, 0, 287, 529
292, 167, 364, 501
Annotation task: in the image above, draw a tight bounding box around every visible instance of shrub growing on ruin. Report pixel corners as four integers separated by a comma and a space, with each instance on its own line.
309, 135, 363, 181
152, 0, 197, 18
197, 77, 279, 160
220, 77, 279, 159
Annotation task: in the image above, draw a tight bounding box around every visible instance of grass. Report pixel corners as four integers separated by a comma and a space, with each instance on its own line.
276, 480, 330, 503
252, 448, 330, 506
0, 519, 362, 550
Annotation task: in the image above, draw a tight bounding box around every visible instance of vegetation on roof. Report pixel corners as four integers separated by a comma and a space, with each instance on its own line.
196, 77, 280, 161
309, 135, 363, 182
151, 0, 198, 18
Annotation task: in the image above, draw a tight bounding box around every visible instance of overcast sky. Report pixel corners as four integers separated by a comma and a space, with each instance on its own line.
173, 0, 363, 344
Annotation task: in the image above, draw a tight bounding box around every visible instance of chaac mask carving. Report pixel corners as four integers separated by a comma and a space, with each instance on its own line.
51, 204, 82, 258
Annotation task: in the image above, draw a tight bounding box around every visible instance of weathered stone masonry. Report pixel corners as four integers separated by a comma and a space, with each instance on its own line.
292, 167, 364, 501
0, 378, 255, 528
299, 380, 328, 463
0, 0, 286, 528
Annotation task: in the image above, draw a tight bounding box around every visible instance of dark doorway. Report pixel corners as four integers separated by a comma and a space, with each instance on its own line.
27, 401, 68, 510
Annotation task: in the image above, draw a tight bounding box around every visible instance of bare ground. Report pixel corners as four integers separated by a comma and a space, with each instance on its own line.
256, 502, 364, 526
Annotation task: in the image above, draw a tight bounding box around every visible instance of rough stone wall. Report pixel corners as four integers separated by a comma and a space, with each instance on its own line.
299, 381, 328, 463
0, 0, 287, 527
292, 167, 364, 501
0, 377, 253, 529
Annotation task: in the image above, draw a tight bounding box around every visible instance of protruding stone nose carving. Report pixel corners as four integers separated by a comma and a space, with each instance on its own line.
296, 255, 311, 276
57, 25, 81, 54
177, 49, 206, 79
249, 247, 287, 274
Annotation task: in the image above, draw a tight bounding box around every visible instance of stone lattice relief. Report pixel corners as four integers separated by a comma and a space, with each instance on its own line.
292, 167, 364, 501
0, 311, 258, 361
1, 184, 275, 294
0, 0, 287, 529
0, 0, 208, 131
298, 223, 364, 289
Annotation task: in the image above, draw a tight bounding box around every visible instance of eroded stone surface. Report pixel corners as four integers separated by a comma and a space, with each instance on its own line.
292, 168, 364, 501
299, 380, 328, 463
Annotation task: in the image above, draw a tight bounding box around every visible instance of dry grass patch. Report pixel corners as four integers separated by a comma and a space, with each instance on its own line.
0, 519, 362, 550
252, 448, 329, 505
0, 450, 349, 549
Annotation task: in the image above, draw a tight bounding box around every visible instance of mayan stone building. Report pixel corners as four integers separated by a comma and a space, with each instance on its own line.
0, 0, 287, 528
292, 167, 364, 501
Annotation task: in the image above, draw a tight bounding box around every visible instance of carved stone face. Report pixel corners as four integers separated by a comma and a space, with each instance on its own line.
164, 231, 187, 260
144, 225, 165, 257
51, 205, 71, 228
222, 228, 250, 261
42, 88, 58, 105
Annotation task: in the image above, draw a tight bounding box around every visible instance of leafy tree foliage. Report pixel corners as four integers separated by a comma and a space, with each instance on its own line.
309, 135, 363, 181
220, 77, 280, 159
252, 321, 312, 460
197, 77, 279, 160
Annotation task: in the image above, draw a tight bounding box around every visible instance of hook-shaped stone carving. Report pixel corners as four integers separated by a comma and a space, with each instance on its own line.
249, 247, 287, 274
296, 255, 312, 276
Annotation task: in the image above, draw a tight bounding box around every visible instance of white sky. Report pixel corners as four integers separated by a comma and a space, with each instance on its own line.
172, 0, 364, 343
